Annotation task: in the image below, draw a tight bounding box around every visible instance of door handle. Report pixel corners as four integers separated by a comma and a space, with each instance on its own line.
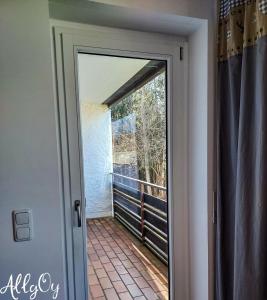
74, 200, 81, 227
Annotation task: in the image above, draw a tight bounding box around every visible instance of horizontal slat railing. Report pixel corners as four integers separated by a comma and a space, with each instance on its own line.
111, 173, 168, 264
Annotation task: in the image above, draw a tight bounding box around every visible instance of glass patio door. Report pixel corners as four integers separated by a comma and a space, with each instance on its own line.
53, 24, 187, 300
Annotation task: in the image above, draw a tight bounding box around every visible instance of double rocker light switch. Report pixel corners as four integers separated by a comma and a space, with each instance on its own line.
12, 210, 33, 242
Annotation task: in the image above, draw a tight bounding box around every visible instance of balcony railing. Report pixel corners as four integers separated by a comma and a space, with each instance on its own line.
111, 173, 168, 264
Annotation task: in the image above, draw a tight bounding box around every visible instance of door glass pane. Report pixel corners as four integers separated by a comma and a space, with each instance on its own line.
77, 53, 169, 300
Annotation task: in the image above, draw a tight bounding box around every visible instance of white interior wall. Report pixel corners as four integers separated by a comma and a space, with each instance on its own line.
80, 103, 113, 219
188, 22, 210, 300
0, 1, 67, 298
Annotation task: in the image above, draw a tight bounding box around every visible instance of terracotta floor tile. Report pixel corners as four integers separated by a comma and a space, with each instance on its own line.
88, 266, 95, 275
90, 253, 99, 261
127, 255, 140, 263
107, 270, 121, 282
142, 287, 158, 300
111, 258, 123, 266
120, 274, 135, 285
106, 251, 117, 259
100, 255, 110, 264
115, 265, 128, 275
104, 288, 120, 300
113, 280, 128, 293
148, 279, 166, 292
90, 284, 104, 298
89, 274, 99, 285
88, 248, 96, 255
91, 239, 99, 245
127, 267, 141, 278
132, 262, 146, 271
95, 268, 108, 279
103, 245, 112, 252
96, 249, 106, 257
92, 260, 103, 269
123, 249, 133, 256
87, 218, 168, 300
103, 262, 115, 272
118, 292, 133, 300
127, 284, 143, 297
109, 241, 118, 247
122, 260, 134, 269
117, 253, 128, 261
99, 277, 113, 289
134, 277, 149, 289
94, 244, 103, 250
140, 270, 156, 281
113, 247, 123, 254
100, 240, 108, 246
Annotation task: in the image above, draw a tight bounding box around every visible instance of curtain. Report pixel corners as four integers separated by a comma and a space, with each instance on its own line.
217, 1, 267, 299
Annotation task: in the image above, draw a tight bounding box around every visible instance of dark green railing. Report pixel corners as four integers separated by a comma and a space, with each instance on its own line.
111, 173, 168, 264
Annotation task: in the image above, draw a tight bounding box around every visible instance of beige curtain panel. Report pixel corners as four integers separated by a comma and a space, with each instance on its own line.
218, 0, 267, 60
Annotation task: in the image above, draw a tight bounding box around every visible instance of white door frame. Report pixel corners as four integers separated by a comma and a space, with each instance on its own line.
52, 22, 189, 300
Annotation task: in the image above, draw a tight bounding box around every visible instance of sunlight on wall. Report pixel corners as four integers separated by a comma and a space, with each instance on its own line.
80, 103, 113, 219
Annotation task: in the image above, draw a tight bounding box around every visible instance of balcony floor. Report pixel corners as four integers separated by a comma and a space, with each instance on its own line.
87, 217, 168, 300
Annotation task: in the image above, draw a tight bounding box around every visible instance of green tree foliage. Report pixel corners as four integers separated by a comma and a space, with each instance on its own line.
111, 71, 166, 195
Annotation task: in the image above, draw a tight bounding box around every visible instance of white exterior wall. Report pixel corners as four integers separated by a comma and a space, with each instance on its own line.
80, 103, 113, 219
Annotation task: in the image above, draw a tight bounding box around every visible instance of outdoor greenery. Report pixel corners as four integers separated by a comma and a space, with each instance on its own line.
111, 71, 167, 194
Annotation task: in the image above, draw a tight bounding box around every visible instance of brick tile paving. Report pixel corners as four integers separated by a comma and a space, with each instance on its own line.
87, 217, 168, 300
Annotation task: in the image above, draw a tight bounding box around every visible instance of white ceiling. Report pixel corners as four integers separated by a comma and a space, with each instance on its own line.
49, 0, 204, 36
78, 53, 149, 104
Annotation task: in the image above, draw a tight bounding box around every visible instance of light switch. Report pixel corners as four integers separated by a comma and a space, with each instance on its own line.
12, 209, 33, 242
15, 212, 29, 225
16, 227, 30, 241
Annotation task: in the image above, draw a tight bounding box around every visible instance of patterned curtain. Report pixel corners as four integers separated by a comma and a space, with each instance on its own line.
217, 1, 267, 299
